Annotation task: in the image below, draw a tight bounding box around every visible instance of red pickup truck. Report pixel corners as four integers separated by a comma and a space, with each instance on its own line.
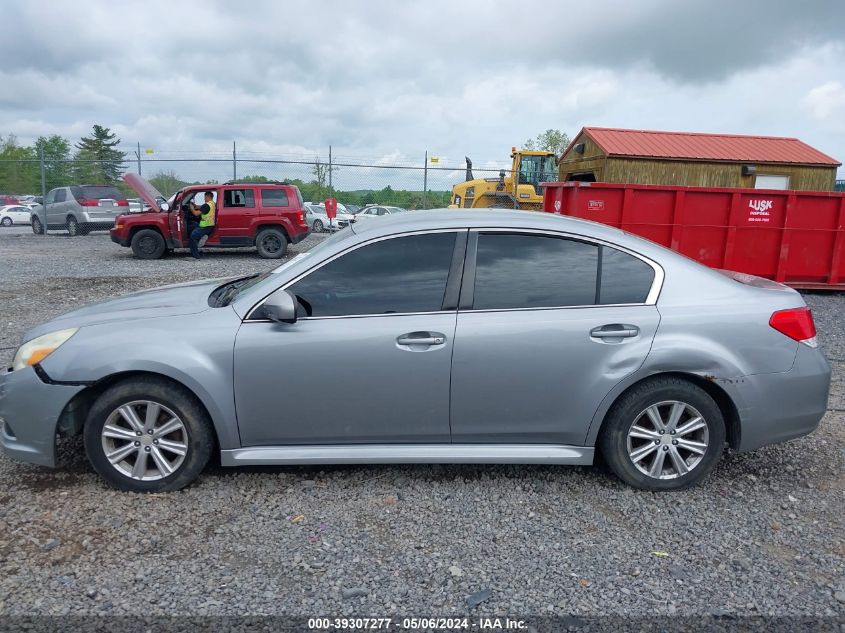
113, 174, 310, 259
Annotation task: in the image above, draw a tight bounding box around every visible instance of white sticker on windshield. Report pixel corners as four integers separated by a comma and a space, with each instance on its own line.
271, 252, 309, 274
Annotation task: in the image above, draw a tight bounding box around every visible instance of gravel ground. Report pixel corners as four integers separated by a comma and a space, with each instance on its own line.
0, 231, 843, 618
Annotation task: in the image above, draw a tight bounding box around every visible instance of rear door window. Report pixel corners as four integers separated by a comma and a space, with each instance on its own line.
472, 233, 599, 309
261, 189, 289, 207
599, 247, 655, 304
54, 189, 66, 202
224, 189, 255, 208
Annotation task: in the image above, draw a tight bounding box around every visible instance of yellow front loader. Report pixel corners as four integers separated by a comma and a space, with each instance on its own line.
450, 148, 557, 210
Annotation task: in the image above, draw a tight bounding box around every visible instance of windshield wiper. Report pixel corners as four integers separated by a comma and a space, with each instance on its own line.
214, 274, 260, 307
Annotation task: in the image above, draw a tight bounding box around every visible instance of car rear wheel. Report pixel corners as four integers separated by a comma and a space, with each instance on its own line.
31, 216, 43, 234
131, 229, 166, 259
256, 227, 288, 259
313, 219, 324, 232
83, 377, 213, 492
1, 217, 12, 227
599, 377, 725, 491
67, 216, 79, 236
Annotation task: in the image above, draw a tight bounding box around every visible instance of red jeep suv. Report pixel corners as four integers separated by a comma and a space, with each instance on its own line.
112, 174, 310, 259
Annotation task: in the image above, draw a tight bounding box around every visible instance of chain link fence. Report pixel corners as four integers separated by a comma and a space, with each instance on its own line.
0, 148, 512, 237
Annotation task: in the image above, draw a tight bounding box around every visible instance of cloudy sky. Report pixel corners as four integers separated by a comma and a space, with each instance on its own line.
2, 0, 844, 187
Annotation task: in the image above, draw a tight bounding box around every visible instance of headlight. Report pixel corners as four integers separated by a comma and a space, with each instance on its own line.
12, 328, 78, 371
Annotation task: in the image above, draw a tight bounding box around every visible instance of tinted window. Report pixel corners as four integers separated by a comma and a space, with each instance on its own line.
54, 189, 66, 202
473, 234, 598, 309
79, 186, 122, 200
224, 189, 255, 208
261, 189, 289, 207
289, 233, 456, 317
599, 247, 655, 304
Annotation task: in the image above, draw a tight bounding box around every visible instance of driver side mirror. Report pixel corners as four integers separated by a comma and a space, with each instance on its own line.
160, 202, 170, 212
262, 289, 298, 324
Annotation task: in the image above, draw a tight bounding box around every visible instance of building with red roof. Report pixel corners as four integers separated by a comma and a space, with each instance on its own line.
559, 127, 840, 191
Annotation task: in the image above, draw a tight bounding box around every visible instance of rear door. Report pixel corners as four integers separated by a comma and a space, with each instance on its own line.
449, 230, 661, 445
49, 188, 67, 224
217, 187, 257, 244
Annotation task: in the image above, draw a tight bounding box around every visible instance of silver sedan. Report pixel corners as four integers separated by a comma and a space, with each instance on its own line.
0, 210, 830, 492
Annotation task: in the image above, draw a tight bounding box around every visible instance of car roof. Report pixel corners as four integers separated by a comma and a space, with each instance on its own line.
346, 208, 686, 261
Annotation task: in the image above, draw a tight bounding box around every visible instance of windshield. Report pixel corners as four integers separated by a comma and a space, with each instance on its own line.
518, 155, 558, 187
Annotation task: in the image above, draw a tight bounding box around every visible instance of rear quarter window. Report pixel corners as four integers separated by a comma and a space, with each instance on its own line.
261, 189, 290, 207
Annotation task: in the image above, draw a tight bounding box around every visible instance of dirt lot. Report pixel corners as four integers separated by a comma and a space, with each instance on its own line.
0, 229, 843, 618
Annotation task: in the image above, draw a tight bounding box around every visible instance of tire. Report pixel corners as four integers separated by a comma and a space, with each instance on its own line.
598, 377, 726, 491
131, 229, 166, 259
83, 377, 214, 493
31, 216, 43, 234
1, 217, 11, 227
313, 219, 324, 233
256, 227, 288, 259
67, 216, 79, 237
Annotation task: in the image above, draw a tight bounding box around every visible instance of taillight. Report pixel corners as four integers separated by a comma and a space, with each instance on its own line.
769, 307, 817, 347
116, 199, 129, 207
78, 199, 99, 207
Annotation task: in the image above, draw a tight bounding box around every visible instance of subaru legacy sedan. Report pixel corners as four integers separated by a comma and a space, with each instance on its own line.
0, 210, 830, 492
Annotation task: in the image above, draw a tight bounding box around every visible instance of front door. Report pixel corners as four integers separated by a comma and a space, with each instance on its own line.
449, 231, 661, 445
233, 231, 463, 446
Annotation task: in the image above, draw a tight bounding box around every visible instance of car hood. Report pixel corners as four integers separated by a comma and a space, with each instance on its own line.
23, 277, 231, 342
123, 173, 166, 212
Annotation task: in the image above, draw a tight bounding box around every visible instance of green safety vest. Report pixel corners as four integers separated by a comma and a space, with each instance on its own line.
199, 200, 216, 228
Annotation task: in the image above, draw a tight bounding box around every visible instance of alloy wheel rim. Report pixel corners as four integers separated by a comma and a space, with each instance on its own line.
626, 400, 709, 480
263, 235, 281, 252
140, 236, 156, 254
101, 400, 189, 481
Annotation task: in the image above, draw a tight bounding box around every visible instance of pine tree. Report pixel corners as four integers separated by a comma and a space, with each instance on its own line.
73, 125, 126, 185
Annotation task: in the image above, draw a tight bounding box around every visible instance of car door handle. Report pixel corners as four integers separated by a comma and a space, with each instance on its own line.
590, 324, 640, 338
396, 332, 446, 347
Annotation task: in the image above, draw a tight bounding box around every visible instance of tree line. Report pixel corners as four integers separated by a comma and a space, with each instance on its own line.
0, 125, 126, 194
147, 171, 451, 210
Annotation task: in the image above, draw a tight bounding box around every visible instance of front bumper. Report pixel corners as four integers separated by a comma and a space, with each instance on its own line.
729, 344, 831, 452
0, 367, 84, 467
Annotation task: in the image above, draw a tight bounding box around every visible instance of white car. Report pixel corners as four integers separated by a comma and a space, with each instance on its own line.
305, 203, 356, 232
356, 205, 407, 218
0, 205, 32, 226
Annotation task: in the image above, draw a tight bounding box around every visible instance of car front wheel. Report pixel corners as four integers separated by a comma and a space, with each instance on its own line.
1, 217, 12, 227
599, 377, 726, 491
31, 216, 43, 234
83, 377, 214, 492
131, 229, 166, 259
313, 219, 324, 232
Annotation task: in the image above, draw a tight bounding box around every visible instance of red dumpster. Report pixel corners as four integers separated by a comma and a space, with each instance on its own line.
542, 181, 845, 290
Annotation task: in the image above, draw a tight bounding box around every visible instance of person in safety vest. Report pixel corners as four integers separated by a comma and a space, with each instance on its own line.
189, 191, 215, 259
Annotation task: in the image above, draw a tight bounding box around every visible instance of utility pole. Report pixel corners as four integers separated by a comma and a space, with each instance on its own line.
136, 141, 142, 175
39, 147, 46, 237
423, 151, 428, 209
328, 145, 332, 194
232, 141, 237, 181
